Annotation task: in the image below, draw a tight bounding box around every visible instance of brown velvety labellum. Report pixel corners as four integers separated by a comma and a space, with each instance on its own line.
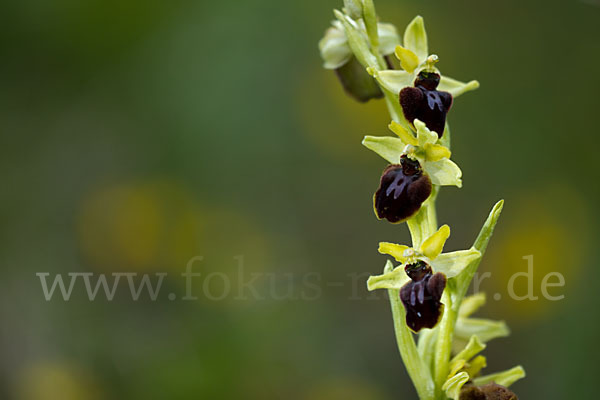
460, 383, 518, 400
374, 157, 432, 224
335, 56, 383, 102
400, 261, 446, 332
399, 71, 453, 137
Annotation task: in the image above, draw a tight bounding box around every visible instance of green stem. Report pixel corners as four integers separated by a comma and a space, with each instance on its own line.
406, 185, 438, 248
388, 287, 436, 400
433, 291, 456, 398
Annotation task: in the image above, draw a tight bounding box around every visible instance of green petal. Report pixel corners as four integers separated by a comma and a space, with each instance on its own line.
362, 135, 404, 163
451, 335, 486, 366
455, 317, 510, 344
395, 45, 420, 73
420, 224, 450, 259
378, 242, 411, 263
389, 121, 418, 145
438, 75, 480, 98
371, 69, 413, 94
423, 158, 462, 187
404, 16, 428, 61
378, 23, 401, 55
432, 248, 481, 278
423, 143, 451, 162
414, 119, 438, 146
458, 292, 486, 318
448, 359, 466, 378
473, 366, 526, 388
465, 355, 487, 377
442, 372, 469, 400
318, 24, 351, 69
367, 264, 409, 291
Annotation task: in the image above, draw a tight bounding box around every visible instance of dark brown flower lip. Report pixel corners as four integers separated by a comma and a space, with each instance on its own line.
399, 71, 453, 138
400, 261, 446, 332
373, 156, 432, 224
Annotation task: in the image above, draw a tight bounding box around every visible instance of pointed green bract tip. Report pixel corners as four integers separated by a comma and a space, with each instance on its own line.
333, 9, 345, 19
383, 259, 394, 273
473, 199, 504, 252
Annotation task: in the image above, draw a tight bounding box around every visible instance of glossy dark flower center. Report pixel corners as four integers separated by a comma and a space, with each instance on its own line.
400, 260, 446, 332
374, 156, 432, 224
399, 71, 453, 137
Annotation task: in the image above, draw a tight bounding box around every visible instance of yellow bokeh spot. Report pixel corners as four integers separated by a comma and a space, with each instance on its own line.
78, 178, 272, 302
15, 362, 103, 400
482, 186, 589, 321
304, 378, 388, 400
294, 67, 392, 161
78, 180, 204, 272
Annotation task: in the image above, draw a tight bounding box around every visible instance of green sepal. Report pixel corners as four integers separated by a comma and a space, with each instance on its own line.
473, 366, 526, 388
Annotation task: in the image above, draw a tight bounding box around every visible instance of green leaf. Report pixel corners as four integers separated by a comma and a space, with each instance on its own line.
473, 200, 504, 253
452, 200, 504, 309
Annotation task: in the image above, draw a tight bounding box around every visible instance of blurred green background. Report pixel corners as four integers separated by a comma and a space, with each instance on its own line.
1, 0, 598, 398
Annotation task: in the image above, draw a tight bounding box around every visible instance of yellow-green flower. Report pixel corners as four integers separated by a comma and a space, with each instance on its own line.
367, 225, 480, 332
367, 224, 481, 292
364, 119, 463, 188
370, 16, 480, 101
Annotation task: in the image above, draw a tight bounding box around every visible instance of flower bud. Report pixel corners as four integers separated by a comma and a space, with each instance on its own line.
460, 383, 518, 400
374, 156, 432, 223
343, 0, 363, 20
400, 71, 453, 137
335, 56, 384, 102
400, 260, 446, 332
